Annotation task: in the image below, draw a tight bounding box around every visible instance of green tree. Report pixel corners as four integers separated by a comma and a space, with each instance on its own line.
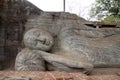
90, 0, 120, 22
102, 15, 120, 25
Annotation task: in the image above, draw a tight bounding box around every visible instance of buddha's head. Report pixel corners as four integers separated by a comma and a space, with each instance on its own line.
24, 28, 54, 51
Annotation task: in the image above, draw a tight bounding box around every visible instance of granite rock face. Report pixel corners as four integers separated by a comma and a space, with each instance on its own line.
25, 12, 87, 36
15, 11, 120, 74
15, 18, 120, 73
0, 0, 120, 74
0, 0, 43, 68
59, 27, 120, 68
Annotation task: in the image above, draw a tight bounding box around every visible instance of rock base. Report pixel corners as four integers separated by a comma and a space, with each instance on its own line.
0, 69, 120, 80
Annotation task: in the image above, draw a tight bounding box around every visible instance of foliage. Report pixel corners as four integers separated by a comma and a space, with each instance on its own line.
102, 15, 120, 25
90, 0, 120, 21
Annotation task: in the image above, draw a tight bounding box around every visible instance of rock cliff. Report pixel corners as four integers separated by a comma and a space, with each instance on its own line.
0, 0, 120, 73
0, 0, 43, 68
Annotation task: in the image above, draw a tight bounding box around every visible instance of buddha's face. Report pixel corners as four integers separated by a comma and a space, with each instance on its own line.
24, 28, 54, 51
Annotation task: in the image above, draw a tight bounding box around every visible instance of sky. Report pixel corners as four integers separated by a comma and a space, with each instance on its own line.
28, 0, 95, 20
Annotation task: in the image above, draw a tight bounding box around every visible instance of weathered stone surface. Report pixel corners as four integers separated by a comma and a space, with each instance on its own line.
22, 12, 120, 73
15, 48, 93, 73
91, 75, 120, 80
0, 76, 30, 80
91, 68, 120, 75
16, 27, 93, 73
34, 50, 93, 74
25, 12, 88, 36
59, 27, 120, 67
0, 0, 43, 68
15, 48, 45, 71
1, 0, 119, 74
24, 28, 54, 51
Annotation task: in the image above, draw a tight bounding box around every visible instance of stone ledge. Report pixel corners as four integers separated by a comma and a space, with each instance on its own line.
0, 76, 30, 80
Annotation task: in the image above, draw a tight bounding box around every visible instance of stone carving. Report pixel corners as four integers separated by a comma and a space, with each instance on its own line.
24, 28, 54, 51
15, 48, 45, 71
59, 27, 120, 68
15, 28, 93, 74
15, 12, 120, 74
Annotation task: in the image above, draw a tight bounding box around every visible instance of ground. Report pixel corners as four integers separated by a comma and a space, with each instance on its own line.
0, 68, 120, 80
1, 60, 120, 80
